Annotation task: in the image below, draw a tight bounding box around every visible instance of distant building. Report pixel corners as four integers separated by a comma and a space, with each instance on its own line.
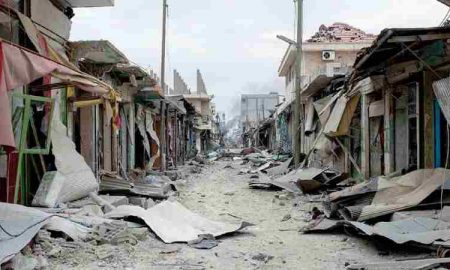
278, 23, 376, 104
241, 93, 280, 128
240, 93, 280, 147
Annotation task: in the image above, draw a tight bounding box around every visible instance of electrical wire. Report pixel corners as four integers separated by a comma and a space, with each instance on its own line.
440, 8, 450, 26
0, 214, 55, 237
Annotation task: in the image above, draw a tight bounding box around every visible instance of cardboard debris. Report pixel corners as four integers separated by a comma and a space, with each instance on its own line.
105, 200, 252, 243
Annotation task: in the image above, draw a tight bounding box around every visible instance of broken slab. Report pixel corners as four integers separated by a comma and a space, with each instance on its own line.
249, 171, 302, 193
105, 200, 252, 243
266, 158, 292, 177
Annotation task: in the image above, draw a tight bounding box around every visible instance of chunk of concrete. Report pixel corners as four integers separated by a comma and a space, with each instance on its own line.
144, 198, 155, 209
129, 197, 146, 208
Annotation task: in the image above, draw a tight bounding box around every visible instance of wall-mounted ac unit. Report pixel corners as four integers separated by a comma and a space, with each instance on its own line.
322, 50, 336, 61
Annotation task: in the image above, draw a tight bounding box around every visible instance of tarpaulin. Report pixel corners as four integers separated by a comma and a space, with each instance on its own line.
0, 40, 113, 148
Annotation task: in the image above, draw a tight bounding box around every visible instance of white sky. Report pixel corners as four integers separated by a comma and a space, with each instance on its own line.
70, 0, 449, 117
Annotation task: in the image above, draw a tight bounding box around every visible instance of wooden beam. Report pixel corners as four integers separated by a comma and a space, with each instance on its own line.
438, 0, 450, 6
423, 72, 435, 169
159, 101, 166, 172
388, 33, 450, 43
361, 94, 371, 179
384, 87, 395, 174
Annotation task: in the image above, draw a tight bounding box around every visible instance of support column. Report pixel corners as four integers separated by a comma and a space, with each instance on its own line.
165, 106, 169, 166
182, 116, 186, 165
128, 103, 135, 170
384, 87, 395, 174
160, 101, 166, 172
174, 111, 178, 168
361, 94, 370, 179
423, 71, 435, 169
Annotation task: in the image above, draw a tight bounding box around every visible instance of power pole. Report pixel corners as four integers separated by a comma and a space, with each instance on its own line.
160, 0, 168, 171
160, 0, 168, 95
293, 0, 303, 168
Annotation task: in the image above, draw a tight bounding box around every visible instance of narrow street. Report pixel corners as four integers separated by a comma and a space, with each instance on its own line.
3, 1, 450, 270
45, 160, 398, 270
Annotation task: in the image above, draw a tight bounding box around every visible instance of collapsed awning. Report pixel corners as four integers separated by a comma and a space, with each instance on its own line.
0, 40, 113, 148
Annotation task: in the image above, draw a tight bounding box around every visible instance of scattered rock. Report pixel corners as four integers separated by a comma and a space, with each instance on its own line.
251, 253, 274, 263
160, 246, 181, 254
281, 214, 291, 222
224, 191, 234, 196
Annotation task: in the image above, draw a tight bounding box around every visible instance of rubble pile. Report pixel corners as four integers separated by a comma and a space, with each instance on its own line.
0, 160, 252, 269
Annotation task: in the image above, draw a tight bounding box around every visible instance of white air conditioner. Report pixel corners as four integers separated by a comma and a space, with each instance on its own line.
322, 50, 336, 61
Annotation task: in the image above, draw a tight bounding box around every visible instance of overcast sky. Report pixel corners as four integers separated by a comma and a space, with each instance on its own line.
70, 0, 448, 118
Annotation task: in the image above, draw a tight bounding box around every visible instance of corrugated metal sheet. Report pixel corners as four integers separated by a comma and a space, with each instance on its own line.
433, 76, 450, 123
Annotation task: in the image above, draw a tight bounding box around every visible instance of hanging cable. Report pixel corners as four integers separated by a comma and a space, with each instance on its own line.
440, 8, 450, 26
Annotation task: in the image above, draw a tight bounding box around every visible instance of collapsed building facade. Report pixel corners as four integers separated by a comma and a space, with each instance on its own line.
0, 0, 221, 205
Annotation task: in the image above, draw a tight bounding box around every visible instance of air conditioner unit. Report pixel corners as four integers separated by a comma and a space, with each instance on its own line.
322, 50, 336, 61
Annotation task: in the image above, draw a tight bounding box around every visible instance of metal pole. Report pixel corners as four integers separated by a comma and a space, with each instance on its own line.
160, 0, 168, 94
293, 0, 303, 168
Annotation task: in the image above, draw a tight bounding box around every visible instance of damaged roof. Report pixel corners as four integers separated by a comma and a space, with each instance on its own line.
70, 40, 129, 65
354, 26, 450, 70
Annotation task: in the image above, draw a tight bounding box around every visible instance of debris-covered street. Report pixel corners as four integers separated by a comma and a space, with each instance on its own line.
35, 159, 393, 270
4, 0, 450, 270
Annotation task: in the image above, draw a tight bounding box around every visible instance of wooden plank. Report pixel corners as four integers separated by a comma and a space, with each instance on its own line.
80, 106, 94, 170
128, 103, 135, 170
335, 137, 363, 179
103, 105, 112, 172
160, 101, 166, 172
369, 100, 385, 118
423, 72, 435, 169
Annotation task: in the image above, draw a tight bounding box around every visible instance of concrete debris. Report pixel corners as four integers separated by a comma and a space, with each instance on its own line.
9, 253, 39, 270
93, 221, 138, 246
281, 214, 292, 222
346, 258, 450, 270
32, 171, 66, 208
308, 22, 376, 43
67, 195, 129, 209
251, 253, 274, 264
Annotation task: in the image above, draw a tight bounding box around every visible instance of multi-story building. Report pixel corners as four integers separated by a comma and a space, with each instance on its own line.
275, 23, 375, 154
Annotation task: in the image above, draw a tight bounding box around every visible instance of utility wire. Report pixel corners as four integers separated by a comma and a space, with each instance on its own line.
440, 8, 450, 26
